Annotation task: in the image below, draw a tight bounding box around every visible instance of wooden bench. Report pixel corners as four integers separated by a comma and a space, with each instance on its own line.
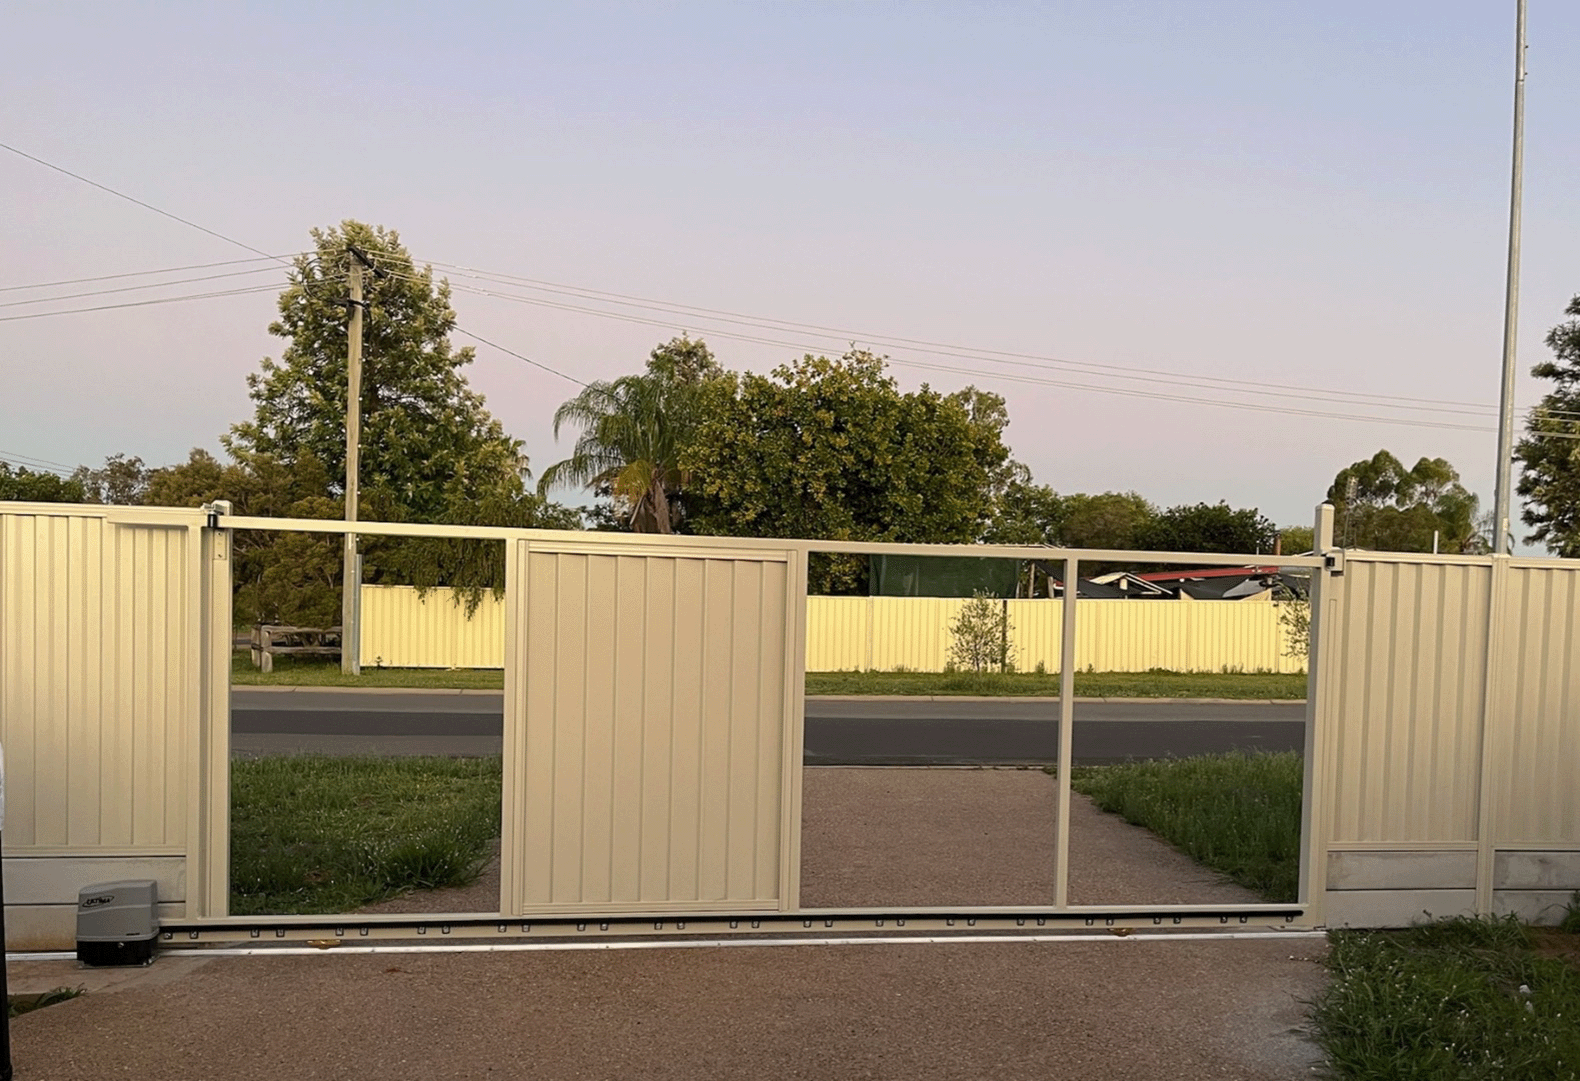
249, 625, 343, 673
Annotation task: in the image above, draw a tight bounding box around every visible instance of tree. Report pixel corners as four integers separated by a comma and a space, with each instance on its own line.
1279, 525, 1315, 555
1327, 450, 1483, 553
143, 221, 573, 624
948, 591, 1015, 674
227, 220, 528, 525
684, 351, 1009, 592
150, 448, 344, 625
72, 454, 151, 505
539, 336, 719, 533
0, 462, 84, 502
1517, 295, 1580, 555
1135, 502, 1277, 555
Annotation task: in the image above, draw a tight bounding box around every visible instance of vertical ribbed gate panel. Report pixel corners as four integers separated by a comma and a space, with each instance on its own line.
499, 542, 798, 916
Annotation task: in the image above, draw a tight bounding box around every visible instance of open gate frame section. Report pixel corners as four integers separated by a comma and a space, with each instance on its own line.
5, 499, 1580, 946
499, 538, 806, 915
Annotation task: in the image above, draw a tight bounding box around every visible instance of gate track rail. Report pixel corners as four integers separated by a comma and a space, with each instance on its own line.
157, 905, 1306, 946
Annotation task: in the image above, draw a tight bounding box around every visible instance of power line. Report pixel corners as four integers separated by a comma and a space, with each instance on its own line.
0, 254, 302, 294
0, 453, 75, 477
0, 144, 568, 390
0, 265, 294, 310
0, 141, 283, 261
0, 283, 297, 323
416, 258, 1518, 416
418, 273, 1519, 434
413, 260, 1580, 426
452, 327, 587, 387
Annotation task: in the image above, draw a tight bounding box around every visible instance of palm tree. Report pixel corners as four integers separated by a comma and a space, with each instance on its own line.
539, 372, 692, 533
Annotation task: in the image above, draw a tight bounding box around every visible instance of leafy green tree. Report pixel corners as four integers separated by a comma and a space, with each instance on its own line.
149, 222, 574, 623
71, 454, 152, 505
0, 462, 85, 502
1279, 525, 1315, 555
1327, 450, 1483, 552
227, 220, 528, 525
1517, 295, 1580, 555
1136, 502, 1278, 554
540, 336, 719, 533
150, 448, 343, 625
684, 351, 1009, 592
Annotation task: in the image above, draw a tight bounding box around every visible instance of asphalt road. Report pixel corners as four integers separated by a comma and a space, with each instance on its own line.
231, 690, 1305, 764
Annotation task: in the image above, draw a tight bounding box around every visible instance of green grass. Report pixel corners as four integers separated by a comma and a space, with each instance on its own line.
9, 986, 83, 1019
1062, 750, 1304, 901
229, 755, 502, 915
233, 655, 1307, 699
807, 669, 1307, 699
1312, 916, 1580, 1080
231, 651, 504, 689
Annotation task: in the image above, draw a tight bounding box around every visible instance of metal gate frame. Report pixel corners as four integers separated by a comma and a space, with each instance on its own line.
149, 503, 1335, 942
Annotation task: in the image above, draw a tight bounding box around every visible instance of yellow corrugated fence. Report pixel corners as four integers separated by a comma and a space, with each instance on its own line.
362, 585, 1304, 673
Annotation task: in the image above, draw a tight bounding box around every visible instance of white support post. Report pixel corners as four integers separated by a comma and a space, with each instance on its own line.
1053, 556, 1078, 909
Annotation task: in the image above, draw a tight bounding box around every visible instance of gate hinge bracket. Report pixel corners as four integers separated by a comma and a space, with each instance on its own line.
1323, 549, 1345, 576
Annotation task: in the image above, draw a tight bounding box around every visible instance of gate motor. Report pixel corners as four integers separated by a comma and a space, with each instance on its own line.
76, 880, 159, 967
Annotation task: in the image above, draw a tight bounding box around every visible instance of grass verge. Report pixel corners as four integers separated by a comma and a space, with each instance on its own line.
231, 651, 504, 689
1063, 750, 1303, 901
1312, 915, 1580, 1079
9, 987, 83, 1019
806, 669, 1306, 699
233, 655, 1307, 698
230, 755, 501, 915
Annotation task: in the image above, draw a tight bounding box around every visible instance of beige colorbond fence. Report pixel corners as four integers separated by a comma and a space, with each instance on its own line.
360, 584, 505, 669
0, 503, 229, 948
805, 594, 1304, 674
1317, 553, 1580, 927
361, 587, 1305, 674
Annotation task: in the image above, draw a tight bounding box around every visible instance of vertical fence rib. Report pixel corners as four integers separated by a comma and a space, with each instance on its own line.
1474, 555, 1511, 915
1053, 556, 1078, 909
497, 538, 524, 917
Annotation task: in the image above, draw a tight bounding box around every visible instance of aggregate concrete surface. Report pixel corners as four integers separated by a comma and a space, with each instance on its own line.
14, 941, 1326, 1081
10, 769, 1327, 1079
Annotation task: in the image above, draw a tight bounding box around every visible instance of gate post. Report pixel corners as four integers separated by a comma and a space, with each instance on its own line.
1298, 504, 1338, 926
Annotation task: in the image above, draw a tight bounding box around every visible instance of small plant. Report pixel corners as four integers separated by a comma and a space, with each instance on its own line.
1561, 891, 1580, 934
9, 986, 83, 1019
1034, 660, 1047, 676
947, 591, 1015, 674
1275, 584, 1311, 662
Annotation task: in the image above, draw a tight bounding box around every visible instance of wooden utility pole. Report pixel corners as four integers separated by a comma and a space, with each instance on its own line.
341, 254, 364, 674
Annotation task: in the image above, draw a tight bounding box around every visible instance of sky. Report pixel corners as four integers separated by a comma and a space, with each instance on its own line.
3, 1, 1579, 543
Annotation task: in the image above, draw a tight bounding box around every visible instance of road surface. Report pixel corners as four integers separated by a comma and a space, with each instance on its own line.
231, 690, 1305, 764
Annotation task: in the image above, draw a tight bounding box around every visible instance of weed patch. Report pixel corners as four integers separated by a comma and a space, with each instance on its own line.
1313, 916, 1580, 1079
230, 755, 501, 914
1065, 751, 1303, 900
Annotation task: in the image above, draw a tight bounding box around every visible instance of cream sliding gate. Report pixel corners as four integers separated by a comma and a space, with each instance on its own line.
4, 499, 1579, 947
